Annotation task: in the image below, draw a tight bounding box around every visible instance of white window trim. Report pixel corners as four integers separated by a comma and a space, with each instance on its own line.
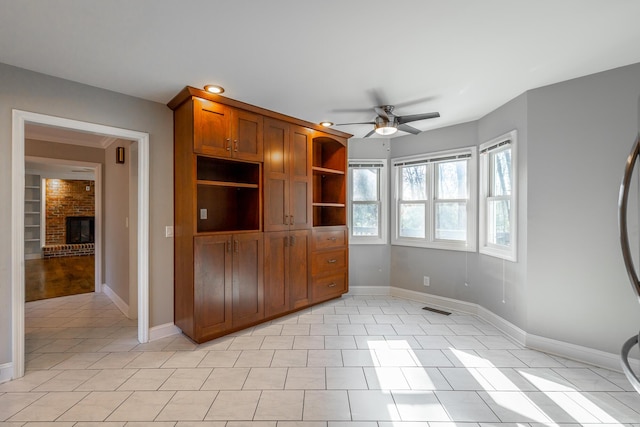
391, 146, 477, 252
348, 159, 388, 245
479, 130, 518, 261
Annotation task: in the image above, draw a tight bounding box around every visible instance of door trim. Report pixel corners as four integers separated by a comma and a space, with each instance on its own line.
11, 109, 150, 379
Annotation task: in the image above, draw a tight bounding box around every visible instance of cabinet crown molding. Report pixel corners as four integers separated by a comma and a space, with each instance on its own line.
168, 86, 352, 139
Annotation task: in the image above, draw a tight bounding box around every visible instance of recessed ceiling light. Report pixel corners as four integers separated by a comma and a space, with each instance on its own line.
204, 85, 225, 94
319, 121, 333, 127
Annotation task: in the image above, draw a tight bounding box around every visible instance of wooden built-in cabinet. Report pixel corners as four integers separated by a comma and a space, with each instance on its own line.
170, 86, 351, 343
193, 97, 263, 162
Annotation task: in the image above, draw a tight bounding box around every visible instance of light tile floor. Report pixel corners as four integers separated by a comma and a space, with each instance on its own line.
1, 292, 639, 426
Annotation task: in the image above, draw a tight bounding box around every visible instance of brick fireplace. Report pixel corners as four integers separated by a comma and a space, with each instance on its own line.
43, 179, 95, 258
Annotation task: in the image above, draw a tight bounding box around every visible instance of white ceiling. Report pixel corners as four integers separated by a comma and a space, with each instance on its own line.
2, 0, 640, 138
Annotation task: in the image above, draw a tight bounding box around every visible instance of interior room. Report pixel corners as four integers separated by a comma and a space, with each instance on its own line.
1, 1, 640, 424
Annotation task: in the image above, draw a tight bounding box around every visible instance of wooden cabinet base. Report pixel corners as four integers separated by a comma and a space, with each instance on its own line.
182, 293, 346, 344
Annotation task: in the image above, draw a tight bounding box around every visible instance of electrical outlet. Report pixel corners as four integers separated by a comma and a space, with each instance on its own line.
165, 226, 174, 238
200, 208, 208, 220
423, 276, 430, 286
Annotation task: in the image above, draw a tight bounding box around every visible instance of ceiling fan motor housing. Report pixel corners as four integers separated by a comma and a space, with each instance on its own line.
374, 115, 398, 135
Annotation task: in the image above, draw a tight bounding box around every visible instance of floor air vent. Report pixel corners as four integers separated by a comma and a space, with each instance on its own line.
422, 306, 451, 316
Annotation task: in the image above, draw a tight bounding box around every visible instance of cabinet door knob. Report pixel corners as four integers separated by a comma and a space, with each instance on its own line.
226, 138, 231, 151
284, 236, 289, 247
234, 139, 238, 152
226, 240, 232, 253
234, 240, 239, 253
289, 216, 294, 225
327, 259, 337, 264
328, 282, 337, 288
284, 214, 289, 225
290, 236, 296, 246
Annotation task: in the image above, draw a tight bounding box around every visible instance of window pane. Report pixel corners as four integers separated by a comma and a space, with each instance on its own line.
437, 160, 467, 199
401, 165, 427, 200
492, 148, 512, 196
353, 203, 379, 236
353, 168, 378, 201
488, 199, 511, 246
435, 202, 467, 241
399, 203, 425, 238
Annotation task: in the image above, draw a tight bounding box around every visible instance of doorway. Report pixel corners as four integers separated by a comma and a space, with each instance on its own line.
11, 110, 150, 380
24, 157, 101, 301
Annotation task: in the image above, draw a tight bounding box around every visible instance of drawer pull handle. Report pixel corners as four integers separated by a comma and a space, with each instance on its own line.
328, 282, 337, 288
327, 259, 337, 264
328, 237, 337, 241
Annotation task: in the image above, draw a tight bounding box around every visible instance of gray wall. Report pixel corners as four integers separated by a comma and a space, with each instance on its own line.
105, 142, 131, 306
526, 63, 640, 352
348, 138, 392, 288
348, 62, 640, 355
0, 63, 174, 365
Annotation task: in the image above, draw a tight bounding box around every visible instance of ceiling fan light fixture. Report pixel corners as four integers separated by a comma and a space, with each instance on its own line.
204, 84, 225, 94
319, 121, 334, 127
375, 126, 398, 136
374, 117, 398, 135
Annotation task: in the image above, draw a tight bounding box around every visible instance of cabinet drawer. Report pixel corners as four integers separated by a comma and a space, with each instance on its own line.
312, 228, 347, 250
312, 272, 347, 301
312, 249, 347, 275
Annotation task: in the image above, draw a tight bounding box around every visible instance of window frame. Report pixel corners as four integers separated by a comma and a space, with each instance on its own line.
348, 159, 388, 245
391, 146, 477, 252
479, 130, 518, 261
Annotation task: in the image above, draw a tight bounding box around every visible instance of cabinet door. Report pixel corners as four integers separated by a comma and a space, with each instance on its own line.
194, 235, 232, 340
263, 118, 290, 232
289, 229, 310, 309
264, 231, 289, 317
232, 109, 263, 162
193, 98, 231, 157
232, 232, 264, 327
289, 125, 313, 230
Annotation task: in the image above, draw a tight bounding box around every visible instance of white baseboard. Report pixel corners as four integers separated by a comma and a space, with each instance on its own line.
101, 283, 129, 317
390, 286, 478, 316
476, 305, 527, 346
0, 362, 13, 384
527, 332, 640, 373
348, 286, 391, 296
150, 323, 181, 341
379, 286, 639, 373
24, 253, 42, 260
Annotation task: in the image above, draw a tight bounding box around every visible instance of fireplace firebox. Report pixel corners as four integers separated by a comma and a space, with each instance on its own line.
66, 216, 95, 244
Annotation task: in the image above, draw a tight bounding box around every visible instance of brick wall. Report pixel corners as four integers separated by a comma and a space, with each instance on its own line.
45, 179, 95, 245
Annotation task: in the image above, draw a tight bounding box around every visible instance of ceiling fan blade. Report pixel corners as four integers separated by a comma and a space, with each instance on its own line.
367, 88, 387, 109
394, 95, 438, 109
398, 124, 422, 135
374, 106, 390, 120
330, 108, 374, 113
363, 129, 376, 138
334, 121, 375, 126
397, 112, 440, 124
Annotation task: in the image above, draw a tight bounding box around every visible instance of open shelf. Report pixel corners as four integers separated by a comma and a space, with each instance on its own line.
312, 135, 346, 227
197, 156, 260, 185
312, 166, 344, 175
195, 156, 261, 233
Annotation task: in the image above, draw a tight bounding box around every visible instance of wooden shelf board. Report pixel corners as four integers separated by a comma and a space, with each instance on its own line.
313, 203, 345, 208
197, 180, 259, 189
312, 166, 345, 175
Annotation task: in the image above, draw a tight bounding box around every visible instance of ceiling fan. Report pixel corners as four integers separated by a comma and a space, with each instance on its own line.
333, 104, 440, 138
